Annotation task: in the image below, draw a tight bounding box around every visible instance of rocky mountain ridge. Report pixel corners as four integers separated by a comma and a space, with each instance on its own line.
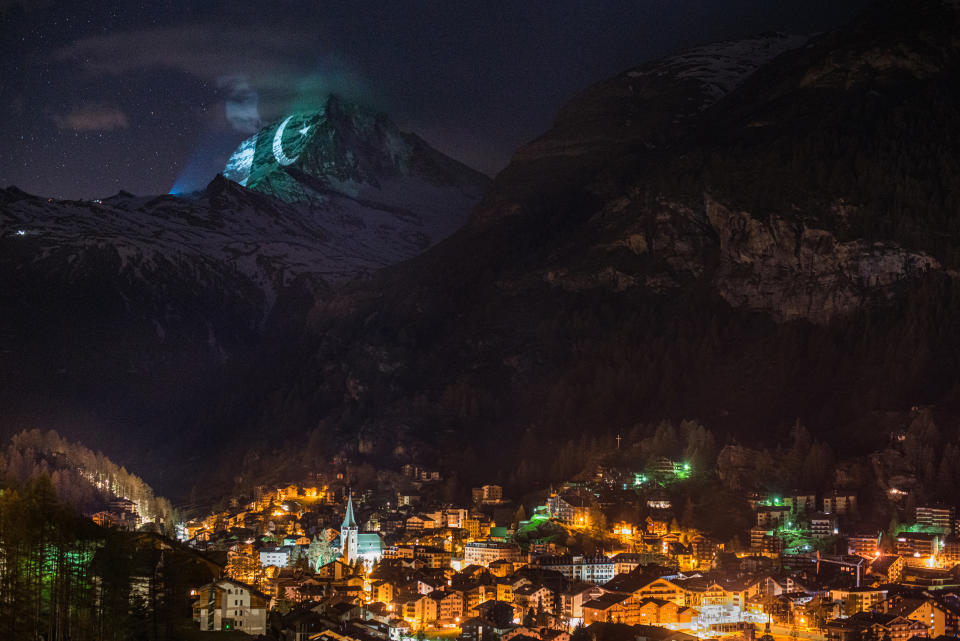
4, 0, 960, 501
224, 94, 490, 243
0, 99, 490, 474
186, 0, 960, 498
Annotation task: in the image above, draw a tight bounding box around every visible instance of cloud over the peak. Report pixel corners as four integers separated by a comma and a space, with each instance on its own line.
217, 75, 261, 134
51, 23, 372, 121
52, 105, 129, 131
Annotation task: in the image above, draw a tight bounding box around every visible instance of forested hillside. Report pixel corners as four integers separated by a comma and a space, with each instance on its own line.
0, 429, 176, 529
0, 476, 220, 641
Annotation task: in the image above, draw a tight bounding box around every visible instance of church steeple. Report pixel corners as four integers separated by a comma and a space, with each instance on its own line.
341, 491, 359, 565
342, 491, 356, 530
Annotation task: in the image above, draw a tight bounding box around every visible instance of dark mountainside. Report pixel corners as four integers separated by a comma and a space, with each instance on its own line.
0, 99, 489, 481
178, 0, 960, 500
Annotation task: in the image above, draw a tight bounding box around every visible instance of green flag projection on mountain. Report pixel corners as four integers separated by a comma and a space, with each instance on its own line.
224, 111, 318, 188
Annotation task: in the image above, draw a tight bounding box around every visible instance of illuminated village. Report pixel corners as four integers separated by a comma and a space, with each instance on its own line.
177, 429, 960, 641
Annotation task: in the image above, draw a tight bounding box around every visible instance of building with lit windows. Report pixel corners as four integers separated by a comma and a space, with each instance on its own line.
826, 612, 926, 641
823, 491, 858, 516
941, 536, 960, 565
547, 491, 595, 527
916, 505, 956, 533
848, 533, 881, 557
830, 587, 889, 616
259, 547, 292, 568
472, 485, 504, 505
533, 554, 616, 585
191, 579, 269, 634
810, 513, 837, 539
463, 540, 522, 567
896, 532, 939, 560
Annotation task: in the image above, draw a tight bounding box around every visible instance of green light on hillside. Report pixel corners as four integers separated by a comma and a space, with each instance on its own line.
673, 462, 692, 480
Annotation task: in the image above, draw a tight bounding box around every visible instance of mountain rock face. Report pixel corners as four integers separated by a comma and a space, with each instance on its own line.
488, 32, 809, 196
224, 94, 490, 245
194, 0, 960, 497
5, 1, 960, 501
704, 196, 938, 323
0, 99, 490, 472
470, 12, 956, 325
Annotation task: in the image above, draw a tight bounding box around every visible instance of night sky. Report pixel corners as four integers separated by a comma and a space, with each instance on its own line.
1, 0, 869, 200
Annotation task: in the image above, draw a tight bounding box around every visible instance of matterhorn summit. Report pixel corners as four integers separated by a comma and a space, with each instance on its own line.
224, 94, 491, 245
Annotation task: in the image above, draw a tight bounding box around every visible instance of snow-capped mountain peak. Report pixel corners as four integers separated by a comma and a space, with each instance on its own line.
223, 94, 490, 242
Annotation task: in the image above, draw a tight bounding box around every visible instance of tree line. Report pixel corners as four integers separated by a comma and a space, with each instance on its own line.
0, 475, 220, 640
0, 429, 177, 535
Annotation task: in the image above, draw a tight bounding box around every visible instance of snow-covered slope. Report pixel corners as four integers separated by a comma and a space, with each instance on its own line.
223, 94, 490, 243
2, 96, 491, 321
1, 176, 464, 313
629, 32, 809, 111
471, 33, 809, 228
0, 99, 491, 459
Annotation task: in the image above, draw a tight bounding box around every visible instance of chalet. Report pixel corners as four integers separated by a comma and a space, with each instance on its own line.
406, 514, 439, 531
191, 578, 269, 634
502, 627, 571, 641
372, 580, 395, 605
279, 606, 327, 641
880, 594, 954, 637
463, 583, 499, 615
826, 612, 927, 641
547, 491, 595, 527
610, 553, 644, 575
416, 546, 451, 569
432, 590, 465, 625
900, 566, 960, 590
689, 535, 718, 565
830, 587, 888, 616
633, 626, 699, 641
460, 601, 515, 641
618, 576, 690, 606
277, 573, 325, 603
489, 559, 515, 577
514, 584, 556, 616
869, 555, 905, 583
559, 581, 602, 622
403, 595, 438, 629
582, 592, 697, 626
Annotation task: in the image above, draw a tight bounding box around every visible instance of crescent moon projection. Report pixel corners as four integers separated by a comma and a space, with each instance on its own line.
272, 115, 300, 166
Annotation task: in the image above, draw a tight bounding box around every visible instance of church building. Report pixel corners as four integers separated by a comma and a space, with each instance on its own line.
338, 493, 385, 569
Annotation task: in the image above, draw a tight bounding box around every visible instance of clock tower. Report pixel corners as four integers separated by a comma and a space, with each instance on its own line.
341, 492, 359, 566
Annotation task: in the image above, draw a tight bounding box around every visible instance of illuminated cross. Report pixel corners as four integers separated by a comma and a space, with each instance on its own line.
299, 124, 311, 136
616, 434, 622, 449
